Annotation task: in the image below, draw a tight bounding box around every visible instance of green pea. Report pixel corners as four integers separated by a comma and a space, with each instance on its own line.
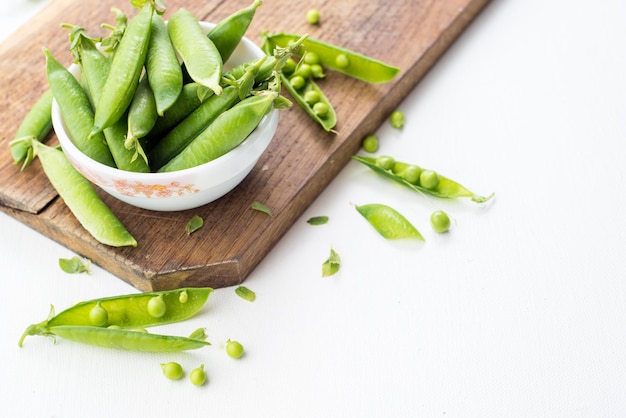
310, 64, 326, 79
312, 101, 329, 117
335, 53, 350, 68
89, 304, 108, 327
362, 134, 378, 153
430, 210, 451, 233
402, 165, 422, 184
282, 58, 297, 75
179, 290, 189, 304
226, 339, 245, 359
304, 90, 321, 105
161, 362, 184, 380
148, 295, 167, 318
295, 63, 313, 79
389, 110, 405, 129
190, 364, 207, 386
306, 9, 320, 25
376, 155, 395, 170
304, 51, 320, 65
420, 170, 440, 190
289, 75, 306, 90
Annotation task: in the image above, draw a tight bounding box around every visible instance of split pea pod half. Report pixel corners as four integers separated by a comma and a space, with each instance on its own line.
146, 12, 183, 116
264, 33, 400, 83
91, 1, 154, 136
356, 203, 424, 240
11, 89, 53, 169
352, 155, 494, 203
19, 287, 213, 351
168, 8, 223, 96
158, 91, 277, 172
207, 0, 263, 62
30, 140, 137, 247
43, 48, 115, 167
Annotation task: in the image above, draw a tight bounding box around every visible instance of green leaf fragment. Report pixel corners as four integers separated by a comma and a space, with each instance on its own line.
59, 256, 91, 274
235, 286, 256, 302
251, 201, 272, 216
307, 216, 329, 226
185, 215, 204, 235
322, 248, 341, 277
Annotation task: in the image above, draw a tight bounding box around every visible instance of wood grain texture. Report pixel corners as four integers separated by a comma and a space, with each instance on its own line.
0, 0, 491, 291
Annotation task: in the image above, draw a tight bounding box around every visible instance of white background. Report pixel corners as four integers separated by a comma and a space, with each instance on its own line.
2, 0, 626, 417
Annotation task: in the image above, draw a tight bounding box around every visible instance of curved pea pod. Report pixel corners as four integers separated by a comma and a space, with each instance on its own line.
352, 155, 494, 203
158, 91, 278, 172
91, 2, 153, 136
47, 287, 212, 328
24, 326, 210, 352
168, 8, 223, 96
11, 89, 53, 169
126, 74, 158, 163
263, 33, 400, 83
146, 13, 183, 116
43, 48, 115, 167
208, 0, 263, 62
31, 140, 137, 247
356, 203, 424, 240
281, 73, 337, 132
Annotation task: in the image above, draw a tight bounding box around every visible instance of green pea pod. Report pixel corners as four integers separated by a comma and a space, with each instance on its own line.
207, 0, 262, 62
141, 82, 203, 147
158, 91, 277, 172
66, 26, 149, 172
31, 140, 137, 247
281, 73, 337, 132
149, 85, 241, 170
356, 203, 424, 240
126, 74, 158, 163
31, 326, 210, 352
91, 2, 154, 136
146, 13, 183, 116
43, 48, 115, 167
11, 89, 53, 169
48, 287, 212, 328
352, 155, 494, 203
168, 8, 223, 96
263, 33, 400, 83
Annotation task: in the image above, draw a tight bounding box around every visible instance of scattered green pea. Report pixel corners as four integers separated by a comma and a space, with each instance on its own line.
179, 290, 189, 304
161, 361, 184, 381
419, 170, 440, 190
430, 210, 451, 233
389, 110, 405, 129
235, 286, 256, 302
226, 339, 245, 359
322, 248, 341, 277
306, 9, 320, 25
147, 295, 167, 318
190, 364, 207, 386
89, 303, 108, 327
362, 134, 379, 153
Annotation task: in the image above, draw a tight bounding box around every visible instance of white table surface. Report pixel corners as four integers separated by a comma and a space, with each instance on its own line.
2, 0, 626, 417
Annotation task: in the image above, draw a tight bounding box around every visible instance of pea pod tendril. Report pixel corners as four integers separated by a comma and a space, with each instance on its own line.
352, 155, 494, 203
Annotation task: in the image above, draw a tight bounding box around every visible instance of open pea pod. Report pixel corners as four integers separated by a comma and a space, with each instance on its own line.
262, 32, 400, 83
352, 155, 494, 203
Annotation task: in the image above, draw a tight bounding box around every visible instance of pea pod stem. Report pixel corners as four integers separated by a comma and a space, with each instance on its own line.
352, 155, 494, 203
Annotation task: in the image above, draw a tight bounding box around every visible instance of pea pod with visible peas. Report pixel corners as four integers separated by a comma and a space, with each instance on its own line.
25, 139, 137, 247
19, 287, 213, 351
43, 48, 115, 167
281, 72, 337, 132
91, 1, 154, 136
262, 32, 400, 84
352, 155, 494, 203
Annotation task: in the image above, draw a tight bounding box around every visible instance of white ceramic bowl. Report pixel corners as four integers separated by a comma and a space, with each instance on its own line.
53, 22, 278, 212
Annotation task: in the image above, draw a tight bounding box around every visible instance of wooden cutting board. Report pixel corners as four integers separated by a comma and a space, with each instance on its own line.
0, 0, 491, 291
